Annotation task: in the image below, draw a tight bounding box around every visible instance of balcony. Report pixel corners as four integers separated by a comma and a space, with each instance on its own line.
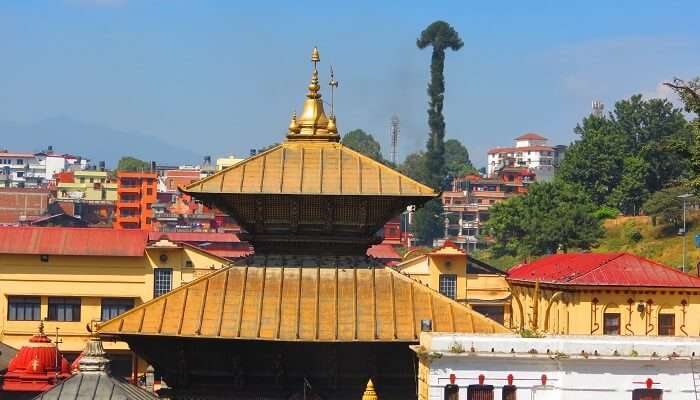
118, 185, 140, 193
117, 215, 140, 223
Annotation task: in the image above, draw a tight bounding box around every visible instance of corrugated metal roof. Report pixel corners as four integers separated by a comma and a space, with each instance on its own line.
147, 231, 240, 243
507, 252, 700, 288
0, 227, 148, 257
367, 244, 401, 261
34, 373, 158, 400
183, 142, 437, 197
98, 263, 508, 341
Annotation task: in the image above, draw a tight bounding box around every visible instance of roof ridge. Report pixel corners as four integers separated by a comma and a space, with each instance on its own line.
623, 252, 700, 282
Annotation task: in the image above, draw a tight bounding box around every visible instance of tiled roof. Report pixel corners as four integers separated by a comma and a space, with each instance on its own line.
507, 252, 700, 288
487, 145, 554, 154
147, 231, 240, 243
515, 132, 547, 141
34, 374, 158, 400
98, 260, 508, 341
183, 142, 437, 196
0, 227, 148, 257
0, 152, 35, 158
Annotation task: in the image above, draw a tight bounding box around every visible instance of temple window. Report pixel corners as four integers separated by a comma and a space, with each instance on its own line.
154, 268, 173, 297
467, 384, 494, 399
101, 298, 135, 321
439, 274, 457, 299
658, 314, 675, 336
47, 297, 81, 322
7, 296, 40, 321
603, 312, 621, 335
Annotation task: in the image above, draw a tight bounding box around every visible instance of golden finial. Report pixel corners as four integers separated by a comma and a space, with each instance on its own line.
288, 111, 301, 134
38, 321, 45, 335
362, 379, 378, 400
327, 115, 337, 134
311, 46, 320, 65
307, 47, 321, 99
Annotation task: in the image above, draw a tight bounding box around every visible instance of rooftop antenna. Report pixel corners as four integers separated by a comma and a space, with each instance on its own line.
328, 65, 338, 117
390, 115, 400, 164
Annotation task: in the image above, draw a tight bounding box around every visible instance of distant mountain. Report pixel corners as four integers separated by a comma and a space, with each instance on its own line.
0, 117, 202, 168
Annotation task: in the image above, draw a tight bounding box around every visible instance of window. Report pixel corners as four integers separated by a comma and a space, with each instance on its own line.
8, 296, 40, 321
17, 159, 23, 165
659, 314, 675, 336
467, 384, 494, 400
16, 171, 23, 177
603, 313, 621, 335
101, 298, 135, 321
47, 297, 81, 321
146, 188, 153, 195
154, 268, 173, 297
439, 274, 457, 299
80, 178, 85, 183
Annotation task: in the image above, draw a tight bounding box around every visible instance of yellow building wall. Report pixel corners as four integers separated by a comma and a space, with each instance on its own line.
510, 283, 700, 336
0, 246, 228, 357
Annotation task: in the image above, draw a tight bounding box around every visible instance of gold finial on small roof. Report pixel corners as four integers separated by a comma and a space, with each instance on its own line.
311, 46, 320, 64
362, 379, 378, 400
288, 111, 301, 134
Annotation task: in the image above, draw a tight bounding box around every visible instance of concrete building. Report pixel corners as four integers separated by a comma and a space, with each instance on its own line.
56, 170, 117, 202
115, 171, 157, 230
0, 148, 88, 188
441, 167, 534, 250
0, 227, 231, 379
487, 133, 566, 180
395, 242, 511, 324
508, 252, 700, 336
215, 155, 244, 171
415, 333, 700, 400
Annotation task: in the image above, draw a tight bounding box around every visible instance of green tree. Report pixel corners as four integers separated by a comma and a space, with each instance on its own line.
116, 156, 150, 172
399, 151, 428, 184
643, 186, 696, 227
341, 129, 384, 162
444, 139, 476, 177
417, 21, 463, 190
608, 156, 649, 215
665, 78, 700, 193
485, 181, 604, 259
412, 199, 445, 247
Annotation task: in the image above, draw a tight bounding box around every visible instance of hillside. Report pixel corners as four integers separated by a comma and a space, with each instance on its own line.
472, 212, 700, 274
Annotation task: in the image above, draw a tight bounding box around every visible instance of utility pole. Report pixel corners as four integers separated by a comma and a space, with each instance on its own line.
678, 193, 693, 272
390, 115, 400, 165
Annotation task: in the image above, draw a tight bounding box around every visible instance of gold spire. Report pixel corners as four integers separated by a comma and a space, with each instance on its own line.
362, 379, 379, 400
286, 47, 339, 142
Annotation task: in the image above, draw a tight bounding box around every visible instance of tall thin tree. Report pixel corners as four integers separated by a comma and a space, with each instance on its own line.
417, 21, 463, 190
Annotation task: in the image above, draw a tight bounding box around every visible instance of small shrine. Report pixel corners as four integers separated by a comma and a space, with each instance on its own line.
1, 322, 72, 398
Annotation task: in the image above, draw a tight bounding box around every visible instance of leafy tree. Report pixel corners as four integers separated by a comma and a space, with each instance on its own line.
485, 181, 604, 259
444, 139, 476, 177
417, 21, 463, 190
399, 151, 428, 184
557, 95, 692, 211
642, 186, 696, 227
665, 78, 700, 193
117, 156, 150, 172
412, 199, 445, 247
341, 129, 384, 162
608, 156, 649, 215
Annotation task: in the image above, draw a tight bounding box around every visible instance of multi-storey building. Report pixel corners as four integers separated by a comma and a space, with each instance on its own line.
0, 147, 88, 188
115, 171, 157, 230
0, 226, 231, 379
442, 167, 534, 250
487, 133, 566, 180
0, 187, 51, 224
55, 169, 117, 201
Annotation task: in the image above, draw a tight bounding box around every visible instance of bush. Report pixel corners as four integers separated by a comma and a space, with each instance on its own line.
594, 206, 620, 220
628, 229, 643, 243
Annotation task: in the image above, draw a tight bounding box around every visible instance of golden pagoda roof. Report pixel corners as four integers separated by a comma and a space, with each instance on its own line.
98, 262, 508, 341
183, 141, 436, 196
183, 47, 436, 198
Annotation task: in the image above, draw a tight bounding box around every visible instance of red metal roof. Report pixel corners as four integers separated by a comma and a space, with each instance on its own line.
148, 231, 240, 243
0, 227, 148, 257
367, 244, 401, 261
515, 132, 547, 141
507, 252, 700, 288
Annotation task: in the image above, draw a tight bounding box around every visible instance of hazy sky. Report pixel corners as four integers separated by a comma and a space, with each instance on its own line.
1, 1, 699, 166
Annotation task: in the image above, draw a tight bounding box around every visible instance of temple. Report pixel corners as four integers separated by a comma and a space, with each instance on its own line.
98, 48, 508, 399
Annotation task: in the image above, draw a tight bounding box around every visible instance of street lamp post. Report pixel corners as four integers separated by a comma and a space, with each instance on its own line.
678, 193, 693, 272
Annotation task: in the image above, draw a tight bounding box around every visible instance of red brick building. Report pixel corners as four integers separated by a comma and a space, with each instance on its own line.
0, 187, 51, 225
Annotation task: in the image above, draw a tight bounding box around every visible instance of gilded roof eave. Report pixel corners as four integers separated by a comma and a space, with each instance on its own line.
182, 142, 437, 197
97, 263, 508, 342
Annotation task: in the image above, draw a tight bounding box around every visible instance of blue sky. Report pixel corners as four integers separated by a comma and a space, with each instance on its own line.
1, 0, 699, 166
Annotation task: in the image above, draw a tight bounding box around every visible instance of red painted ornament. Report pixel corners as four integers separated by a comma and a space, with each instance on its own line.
507, 374, 514, 385
541, 374, 548, 385
478, 374, 485, 385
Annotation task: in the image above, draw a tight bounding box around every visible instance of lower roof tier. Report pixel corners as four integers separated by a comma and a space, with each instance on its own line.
98, 257, 509, 342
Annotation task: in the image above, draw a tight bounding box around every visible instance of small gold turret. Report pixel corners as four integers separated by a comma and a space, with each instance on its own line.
362, 379, 378, 400
286, 47, 339, 142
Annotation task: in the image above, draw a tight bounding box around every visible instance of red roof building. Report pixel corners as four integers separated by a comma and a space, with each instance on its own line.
508, 252, 700, 288
515, 132, 547, 141
1, 322, 72, 394
0, 226, 148, 257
